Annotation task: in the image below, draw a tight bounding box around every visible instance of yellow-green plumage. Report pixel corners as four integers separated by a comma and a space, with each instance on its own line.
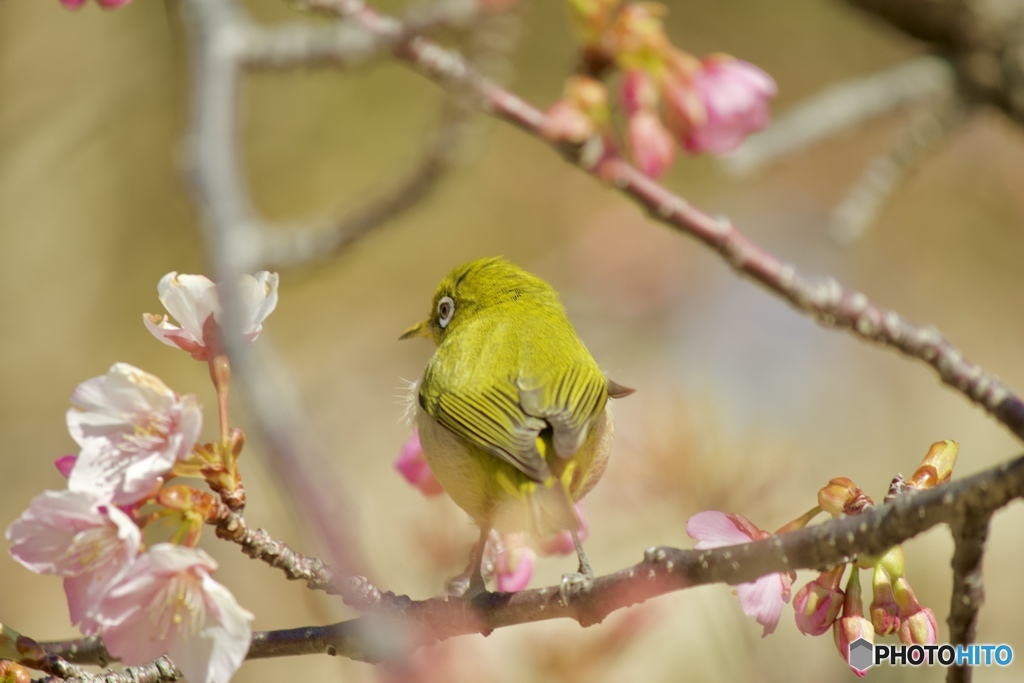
402, 257, 631, 541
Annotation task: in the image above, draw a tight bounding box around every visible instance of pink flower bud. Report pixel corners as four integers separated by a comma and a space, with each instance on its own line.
627, 110, 676, 178
869, 566, 901, 635
542, 77, 610, 144
833, 569, 873, 677
394, 431, 444, 497
793, 566, 845, 636
833, 615, 874, 677
677, 57, 777, 156
892, 577, 938, 645
620, 69, 658, 116
541, 100, 596, 144
899, 606, 938, 646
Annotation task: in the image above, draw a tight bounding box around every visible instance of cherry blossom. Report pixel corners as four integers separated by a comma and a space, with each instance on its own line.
99, 544, 253, 683
66, 363, 201, 505
6, 489, 141, 634
686, 510, 793, 636
672, 58, 777, 156
144, 271, 279, 361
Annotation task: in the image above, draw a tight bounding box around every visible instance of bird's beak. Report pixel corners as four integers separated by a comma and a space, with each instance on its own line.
399, 320, 430, 340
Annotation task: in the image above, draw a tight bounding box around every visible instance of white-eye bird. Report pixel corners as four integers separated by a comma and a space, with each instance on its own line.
401, 256, 632, 597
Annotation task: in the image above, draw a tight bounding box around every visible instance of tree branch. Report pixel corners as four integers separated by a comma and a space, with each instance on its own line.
42, 450, 1024, 667
946, 511, 991, 683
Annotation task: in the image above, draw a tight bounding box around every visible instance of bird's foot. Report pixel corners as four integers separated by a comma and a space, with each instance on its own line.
444, 573, 487, 601
559, 570, 593, 606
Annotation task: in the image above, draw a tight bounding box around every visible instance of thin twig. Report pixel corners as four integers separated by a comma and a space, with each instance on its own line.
829, 94, 969, 245
946, 511, 991, 683
726, 55, 956, 175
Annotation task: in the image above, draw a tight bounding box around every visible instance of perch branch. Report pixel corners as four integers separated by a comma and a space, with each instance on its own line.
42, 450, 1024, 668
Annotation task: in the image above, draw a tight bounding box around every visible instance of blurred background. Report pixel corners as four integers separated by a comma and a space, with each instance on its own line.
3, 0, 1024, 681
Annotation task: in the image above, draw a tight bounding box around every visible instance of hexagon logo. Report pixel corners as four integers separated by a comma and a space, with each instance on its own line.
848, 638, 874, 673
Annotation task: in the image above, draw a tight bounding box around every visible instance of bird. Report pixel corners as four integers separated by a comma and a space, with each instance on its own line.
400, 256, 632, 598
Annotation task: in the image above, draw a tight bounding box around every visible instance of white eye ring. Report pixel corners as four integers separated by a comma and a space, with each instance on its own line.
437, 295, 455, 328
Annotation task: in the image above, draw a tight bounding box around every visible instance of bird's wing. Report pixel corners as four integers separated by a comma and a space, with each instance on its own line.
422, 377, 552, 483
516, 359, 610, 461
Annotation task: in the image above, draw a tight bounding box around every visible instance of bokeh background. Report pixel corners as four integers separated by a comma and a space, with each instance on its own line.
4, 0, 1024, 681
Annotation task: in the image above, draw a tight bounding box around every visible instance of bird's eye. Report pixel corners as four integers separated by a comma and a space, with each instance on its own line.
437, 296, 455, 328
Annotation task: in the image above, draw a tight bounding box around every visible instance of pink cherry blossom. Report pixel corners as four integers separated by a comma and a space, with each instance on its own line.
66, 363, 202, 505
686, 511, 793, 636
394, 430, 444, 497
679, 59, 776, 156
6, 489, 141, 634
144, 271, 279, 361
99, 544, 253, 683
494, 533, 536, 593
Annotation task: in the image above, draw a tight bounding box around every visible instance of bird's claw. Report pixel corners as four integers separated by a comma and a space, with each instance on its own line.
444, 574, 487, 601
559, 571, 593, 606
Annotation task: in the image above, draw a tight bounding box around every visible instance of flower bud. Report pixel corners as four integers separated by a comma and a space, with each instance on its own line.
833, 569, 873, 677
869, 564, 900, 635
627, 111, 676, 178
818, 478, 873, 517
541, 77, 609, 144
893, 577, 938, 645
793, 565, 845, 636
899, 606, 939, 646
674, 56, 777, 156
908, 440, 958, 490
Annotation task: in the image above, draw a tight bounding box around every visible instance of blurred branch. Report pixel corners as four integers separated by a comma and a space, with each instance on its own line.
179, 0, 501, 621
262, 1, 521, 269
844, 0, 1024, 127
726, 55, 956, 175
828, 94, 969, 244
182, 0, 481, 275
946, 512, 991, 683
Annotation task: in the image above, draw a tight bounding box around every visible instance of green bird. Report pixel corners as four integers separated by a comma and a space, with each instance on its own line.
400, 256, 632, 597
